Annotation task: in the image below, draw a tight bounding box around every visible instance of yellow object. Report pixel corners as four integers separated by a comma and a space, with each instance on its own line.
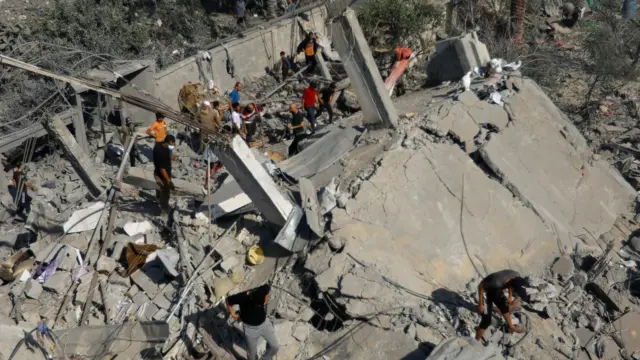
247, 245, 265, 265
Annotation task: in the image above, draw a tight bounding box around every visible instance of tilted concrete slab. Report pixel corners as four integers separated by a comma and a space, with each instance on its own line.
43, 113, 105, 197
331, 143, 558, 295
479, 79, 635, 242
214, 136, 294, 227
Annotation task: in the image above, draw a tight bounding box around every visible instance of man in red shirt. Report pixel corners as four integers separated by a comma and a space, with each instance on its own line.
302, 81, 318, 133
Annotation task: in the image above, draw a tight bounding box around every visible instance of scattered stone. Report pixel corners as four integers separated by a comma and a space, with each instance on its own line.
138, 301, 159, 320
96, 256, 117, 274
405, 323, 417, 340
220, 256, 240, 272
127, 285, 139, 298
130, 269, 160, 298
43, 271, 71, 294
552, 257, 575, 279
327, 234, 344, 251
153, 293, 172, 310
292, 322, 311, 342
23, 278, 42, 299
156, 248, 179, 277
274, 321, 294, 346
153, 308, 168, 321
213, 277, 235, 301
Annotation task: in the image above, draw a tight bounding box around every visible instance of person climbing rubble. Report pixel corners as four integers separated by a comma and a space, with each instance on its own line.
121, 117, 144, 167
226, 283, 280, 360
153, 134, 176, 213
288, 103, 307, 156
476, 269, 530, 343
10, 160, 36, 219
36, 315, 54, 360
278, 51, 293, 82
317, 81, 337, 123
297, 32, 318, 74
147, 112, 168, 144
302, 81, 318, 133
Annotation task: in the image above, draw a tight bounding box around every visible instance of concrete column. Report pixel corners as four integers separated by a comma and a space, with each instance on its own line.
42, 114, 105, 197
214, 136, 294, 227
315, 51, 332, 81
74, 94, 89, 153
331, 8, 397, 128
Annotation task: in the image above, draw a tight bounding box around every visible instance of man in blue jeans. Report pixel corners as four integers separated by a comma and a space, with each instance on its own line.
226, 284, 280, 360
302, 81, 318, 134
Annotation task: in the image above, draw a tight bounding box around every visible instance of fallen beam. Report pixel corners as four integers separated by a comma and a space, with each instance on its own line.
214, 135, 294, 228
0, 108, 78, 154
42, 113, 105, 197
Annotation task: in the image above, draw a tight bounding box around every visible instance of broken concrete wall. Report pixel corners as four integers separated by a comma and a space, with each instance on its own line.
119, 61, 157, 126
154, 5, 327, 108
479, 79, 635, 243
427, 32, 490, 82
0, 108, 81, 154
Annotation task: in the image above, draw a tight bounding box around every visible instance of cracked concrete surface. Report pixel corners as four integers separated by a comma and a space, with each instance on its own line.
319, 77, 635, 318
479, 79, 635, 243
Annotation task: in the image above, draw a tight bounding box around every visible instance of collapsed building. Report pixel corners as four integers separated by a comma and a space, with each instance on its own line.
0, 2, 640, 360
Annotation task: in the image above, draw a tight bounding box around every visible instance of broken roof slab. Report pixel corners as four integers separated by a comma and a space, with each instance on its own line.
479, 79, 635, 242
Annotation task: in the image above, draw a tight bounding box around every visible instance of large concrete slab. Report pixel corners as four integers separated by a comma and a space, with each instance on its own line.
43, 112, 105, 197
331, 8, 397, 128
123, 166, 204, 197
332, 143, 558, 292
215, 136, 294, 227
479, 79, 635, 241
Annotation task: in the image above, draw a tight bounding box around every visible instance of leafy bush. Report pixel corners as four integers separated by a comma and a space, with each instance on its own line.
358, 0, 443, 46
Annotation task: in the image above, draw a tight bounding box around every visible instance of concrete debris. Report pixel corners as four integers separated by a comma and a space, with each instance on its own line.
130, 269, 160, 298
123, 220, 153, 237
23, 278, 42, 299
63, 201, 105, 233
43, 271, 71, 294
551, 256, 575, 279
155, 248, 179, 277
96, 255, 117, 274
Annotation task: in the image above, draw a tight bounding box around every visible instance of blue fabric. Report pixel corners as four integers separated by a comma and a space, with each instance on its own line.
230, 89, 240, 104
623, 0, 636, 19
236, 0, 246, 17
305, 106, 316, 130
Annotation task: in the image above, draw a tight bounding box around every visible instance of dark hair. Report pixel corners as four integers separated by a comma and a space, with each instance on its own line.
125, 117, 132, 123
329, 82, 337, 89
212, 101, 220, 107
280, 51, 286, 56
155, 112, 164, 120
510, 277, 530, 302
235, 82, 241, 88
165, 134, 176, 144
232, 102, 240, 109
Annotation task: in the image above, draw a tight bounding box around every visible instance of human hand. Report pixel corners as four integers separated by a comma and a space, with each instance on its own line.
287, 123, 292, 129
478, 305, 485, 315
510, 325, 525, 334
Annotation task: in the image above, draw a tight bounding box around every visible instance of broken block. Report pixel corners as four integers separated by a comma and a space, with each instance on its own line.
43, 271, 71, 294
130, 269, 160, 298
97, 256, 117, 274
42, 115, 104, 197
214, 136, 294, 227
24, 278, 43, 299
427, 32, 490, 83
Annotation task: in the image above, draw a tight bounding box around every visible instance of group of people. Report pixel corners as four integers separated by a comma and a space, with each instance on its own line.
227, 269, 532, 360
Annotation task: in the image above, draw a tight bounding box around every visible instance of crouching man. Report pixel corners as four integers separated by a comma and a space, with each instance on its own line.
476, 269, 530, 343
226, 284, 280, 360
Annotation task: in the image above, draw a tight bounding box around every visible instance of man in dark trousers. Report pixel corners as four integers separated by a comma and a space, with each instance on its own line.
476, 269, 530, 343
297, 32, 318, 74
288, 104, 307, 156
226, 283, 280, 360
153, 134, 176, 212
317, 81, 337, 123
121, 117, 144, 167
10, 161, 36, 219
279, 51, 293, 82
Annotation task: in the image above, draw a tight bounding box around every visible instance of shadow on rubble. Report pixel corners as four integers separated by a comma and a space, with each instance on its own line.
400, 346, 433, 360
431, 288, 477, 324
184, 305, 251, 360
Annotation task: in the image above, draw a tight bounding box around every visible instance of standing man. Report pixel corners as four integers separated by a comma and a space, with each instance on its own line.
153, 134, 176, 213
235, 0, 248, 27
198, 101, 223, 151
147, 112, 168, 144
475, 269, 529, 343
279, 51, 293, 82
229, 82, 242, 110
36, 315, 54, 360
10, 161, 36, 219
297, 32, 318, 74
242, 103, 259, 145
288, 104, 307, 156
230, 103, 245, 137
226, 284, 280, 360
121, 117, 144, 167
302, 81, 318, 133
317, 82, 337, 123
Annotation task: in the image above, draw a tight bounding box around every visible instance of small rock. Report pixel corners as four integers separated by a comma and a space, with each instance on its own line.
405, 323, 417, 340
220, 256, 240, 272
552, 257, 575, 280
96, 256, 117, 274
572, 271, 588, 288
327, 234, 344, 251
24, 278, 43, 299
292, 322, 311, 342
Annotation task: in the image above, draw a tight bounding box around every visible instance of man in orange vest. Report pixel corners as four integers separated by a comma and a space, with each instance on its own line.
297, 32, 318, 74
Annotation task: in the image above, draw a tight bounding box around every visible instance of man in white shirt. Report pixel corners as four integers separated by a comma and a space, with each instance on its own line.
231, 102, 244, 136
